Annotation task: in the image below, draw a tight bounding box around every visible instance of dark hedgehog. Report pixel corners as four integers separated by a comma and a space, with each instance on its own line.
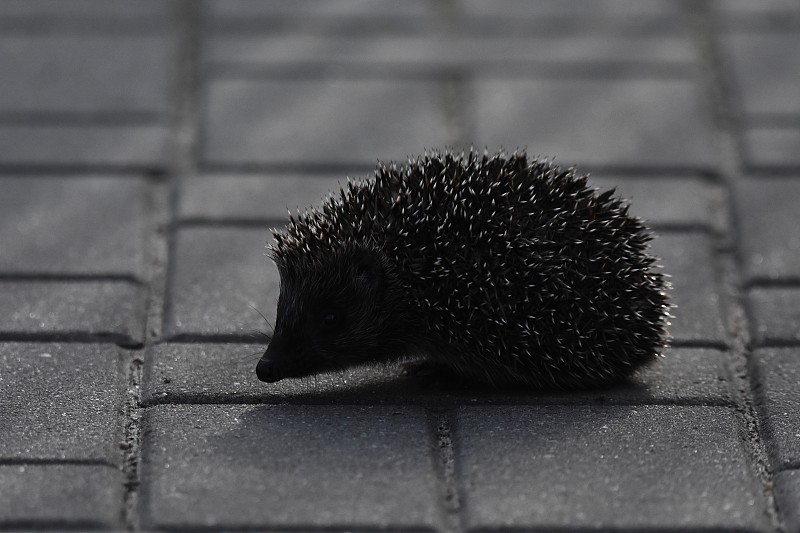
256, 150, 670, 389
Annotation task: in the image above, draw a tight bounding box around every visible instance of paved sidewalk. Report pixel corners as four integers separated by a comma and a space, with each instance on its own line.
1, 0, 799, 531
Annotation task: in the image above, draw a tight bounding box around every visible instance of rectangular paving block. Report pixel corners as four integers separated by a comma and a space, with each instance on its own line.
179, 173, 343, 222
459, 6, 685, 37
0, 34, 173, 114
461, 0, 683, 18
475, 78, 716, 168
715, 0, 800, 17
744, 128, 800, 169
166, 227, 278, 339
0, 343, 125, 462
202, 78, 457, 166
751, 348, 800, 470
775, 469, 800, 533
650, 232, 728, 344
0, 280, 144, 344
0, 177, 147, 276
736, 178, 800, 282
723, 33, 800, 117
140, 404, 441, 530
0, 464, 122, 529
0, 125, 169, 167
0, 0, 171, 21
205, 0, 431, 19
454, 405, 767, 530
142, 344, 731, 407
207, 34, 696, 69
590, 176, 722, 230
748, 288, 800, 346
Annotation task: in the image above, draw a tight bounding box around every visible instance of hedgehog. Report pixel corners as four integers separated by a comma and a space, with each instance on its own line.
255, 149, 670, 389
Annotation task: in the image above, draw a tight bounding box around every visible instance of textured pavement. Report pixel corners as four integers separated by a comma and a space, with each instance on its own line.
1, 1, 799, 531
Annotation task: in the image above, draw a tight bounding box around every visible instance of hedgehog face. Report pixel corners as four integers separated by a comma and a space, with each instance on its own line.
256, 246, 408, 383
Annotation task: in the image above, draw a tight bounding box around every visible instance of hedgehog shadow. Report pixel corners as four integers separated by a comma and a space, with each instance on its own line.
261, 363, 660, 407
211, 385, 651, 476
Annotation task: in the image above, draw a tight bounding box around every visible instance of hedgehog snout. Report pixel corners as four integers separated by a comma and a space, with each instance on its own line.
255, 356, 280, 382
256, 337, 286, 382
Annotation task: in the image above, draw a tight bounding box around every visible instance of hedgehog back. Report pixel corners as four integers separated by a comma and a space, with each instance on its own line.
274, 151, 669, 389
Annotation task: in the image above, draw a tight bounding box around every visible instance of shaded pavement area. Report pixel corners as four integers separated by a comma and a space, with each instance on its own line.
1, 1, 800, 531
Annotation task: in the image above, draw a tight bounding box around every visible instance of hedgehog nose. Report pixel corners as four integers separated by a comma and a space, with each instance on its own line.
256, 358, 280, 383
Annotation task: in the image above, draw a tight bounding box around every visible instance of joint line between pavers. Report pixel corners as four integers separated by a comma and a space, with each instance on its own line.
121, 353, 144, 531
685, 2, 783, 529
119, 1, 203, 529
427, 410, 464, 533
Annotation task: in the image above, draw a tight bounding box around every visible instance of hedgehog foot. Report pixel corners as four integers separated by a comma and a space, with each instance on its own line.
399, 360, 480, 390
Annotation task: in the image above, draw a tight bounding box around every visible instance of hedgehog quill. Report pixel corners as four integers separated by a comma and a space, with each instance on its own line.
256, 150, 670, 389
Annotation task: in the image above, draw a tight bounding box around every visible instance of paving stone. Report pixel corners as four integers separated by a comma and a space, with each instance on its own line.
716, 0, 800, 15
142, 344, 731, 407
748, 288, 800, 346
475, 78, 716, 168
179, 173, 343, 221
0, 125, 169, 167
205, 0, 431, 19
714, 0, 800, 32
208, 0, 685, 35
590, 176, 722, 230
736, 178, 800, 282
775, 469, 800, 533
751, 348, 800, 470
454, 405, 767, 530
0, 0, 170, 21
204, 0, 434, 34
207, 34, 696, 68
744, 128, 800, 169
650, 232, 727, 344
0, 343, 124, 462
203, 79, 456, 166
0, 281, 144, 344
140, 404, 440, 530
0, 177, 147, 276
0, 35, 173, 114
459, 0, 685, 35
0, 464, 122, 529
461, 0, 683, 18
166, 228, 278, 339
723, 33, 800, 117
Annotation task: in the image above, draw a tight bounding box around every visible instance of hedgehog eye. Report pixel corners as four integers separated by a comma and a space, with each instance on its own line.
320, 311, 338, 329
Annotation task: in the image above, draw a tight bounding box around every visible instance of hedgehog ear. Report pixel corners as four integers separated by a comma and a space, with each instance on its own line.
351, 248, 386, 295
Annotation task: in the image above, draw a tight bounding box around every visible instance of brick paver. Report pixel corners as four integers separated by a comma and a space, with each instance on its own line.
0, 343, 124, 462
140, 404, 440, 530
204, 78, 458, 166
454, 405, 767, 530
0, 465, 123, 530
0, 34, 173, 114
775, 470, 800, 533
751, 348, 800, 470
591, 175, 723, 230
736, 179, 800, 282
165, 227, 278, 339
178, 173, 342, 222
0, 125, 170, 167
0, 280, 144, 344
649, 232, 728, 344
475, 78, 716, 168
0, 177, 147, 276
2, 1, 799, 531
748, 288, 800, 346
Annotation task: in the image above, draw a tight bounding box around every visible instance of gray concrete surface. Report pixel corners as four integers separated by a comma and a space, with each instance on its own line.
1, 0, 799, 531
